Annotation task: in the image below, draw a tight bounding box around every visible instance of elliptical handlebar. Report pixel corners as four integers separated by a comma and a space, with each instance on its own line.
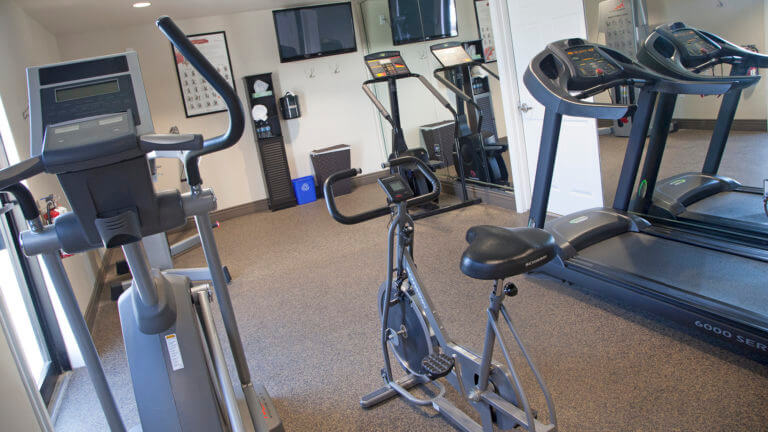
156, 16, 245, 187
323, 156, 442, 225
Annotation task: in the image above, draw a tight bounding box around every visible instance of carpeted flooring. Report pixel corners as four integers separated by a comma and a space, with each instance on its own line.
54, 130, 768, 431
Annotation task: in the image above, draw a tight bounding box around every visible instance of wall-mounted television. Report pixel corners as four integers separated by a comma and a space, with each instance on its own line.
273, 2, 357, 63
389, 0, 458, 46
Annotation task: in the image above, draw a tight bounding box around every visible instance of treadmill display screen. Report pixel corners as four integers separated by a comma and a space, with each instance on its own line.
432, 45, 473, 67
365, 54, 410, 78
672, 29, 718, 57
55, 80, 120, 103
565, 47, 618, 78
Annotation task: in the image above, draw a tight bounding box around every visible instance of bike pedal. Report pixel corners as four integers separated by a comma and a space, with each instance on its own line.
421, 353, 454, 380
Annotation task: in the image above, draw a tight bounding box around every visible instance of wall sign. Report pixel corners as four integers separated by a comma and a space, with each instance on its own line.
171, 31, 235, 117
474, 1, 496, 62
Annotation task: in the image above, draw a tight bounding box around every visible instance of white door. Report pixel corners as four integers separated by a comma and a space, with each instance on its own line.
500, 0, 604, 216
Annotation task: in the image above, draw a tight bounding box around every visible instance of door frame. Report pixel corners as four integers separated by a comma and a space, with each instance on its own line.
488, 0, 533, 213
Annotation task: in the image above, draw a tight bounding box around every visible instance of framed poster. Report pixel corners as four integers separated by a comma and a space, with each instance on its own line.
474, 1, 496, 63
171, 31, 235, 118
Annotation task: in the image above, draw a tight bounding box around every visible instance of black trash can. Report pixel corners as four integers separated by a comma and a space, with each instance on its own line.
311, 144, 352, 197
420, 120, 455, 168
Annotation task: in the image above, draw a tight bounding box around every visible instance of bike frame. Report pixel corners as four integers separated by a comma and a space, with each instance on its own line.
375, 201, 558, 432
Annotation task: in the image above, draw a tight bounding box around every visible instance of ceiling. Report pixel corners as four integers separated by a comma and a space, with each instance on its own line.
18, 0, 329, 35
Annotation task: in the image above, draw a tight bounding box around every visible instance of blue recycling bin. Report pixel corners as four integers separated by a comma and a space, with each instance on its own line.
292, 175, 317, 205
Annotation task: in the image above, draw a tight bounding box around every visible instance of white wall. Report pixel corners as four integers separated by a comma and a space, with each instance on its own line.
56, 6, 388, 210
585, 0, 767, 120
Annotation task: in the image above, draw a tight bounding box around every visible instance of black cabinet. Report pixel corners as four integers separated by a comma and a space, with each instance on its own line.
243, 73, 296, 211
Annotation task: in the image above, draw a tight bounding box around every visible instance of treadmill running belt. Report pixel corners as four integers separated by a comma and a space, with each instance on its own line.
577, 233, 768, 317
684, 191, 768, 228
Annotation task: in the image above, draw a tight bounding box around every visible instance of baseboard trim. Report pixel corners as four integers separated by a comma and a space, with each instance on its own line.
441, 179, 517, 211
598, 118, 767, 131
351, 169, 388, 187
85, 248, 116, 331
673, 118, 767, 132
168, 198, 269, 234
47, 371, 71, 423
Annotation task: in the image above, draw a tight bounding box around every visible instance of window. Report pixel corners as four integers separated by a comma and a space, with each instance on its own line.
0, 98, 68, 403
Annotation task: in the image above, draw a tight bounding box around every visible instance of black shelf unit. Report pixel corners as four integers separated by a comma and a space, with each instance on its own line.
243, 73, 296, 211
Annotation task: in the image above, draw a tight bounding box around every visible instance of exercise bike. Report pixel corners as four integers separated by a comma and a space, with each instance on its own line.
324, 156, 558, 432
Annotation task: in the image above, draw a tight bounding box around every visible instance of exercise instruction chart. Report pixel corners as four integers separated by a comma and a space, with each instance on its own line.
474, 1, 496, 62
172, 31, 235, 117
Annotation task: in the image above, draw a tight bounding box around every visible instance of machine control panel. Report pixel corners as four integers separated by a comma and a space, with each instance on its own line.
565, 46, 619, 78
365, 51, 411, 78
431, 43, 474, 68
672, 29, 719, 57
39, 75, 140, 143
378, 175, 414, 203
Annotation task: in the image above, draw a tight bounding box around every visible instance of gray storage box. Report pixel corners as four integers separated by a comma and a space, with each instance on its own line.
311, 144, 352, 196
420, 121, 455, 168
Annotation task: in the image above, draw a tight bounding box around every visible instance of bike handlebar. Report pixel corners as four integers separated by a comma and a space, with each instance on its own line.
156, 16, 245, 187
323, 156, 442, 225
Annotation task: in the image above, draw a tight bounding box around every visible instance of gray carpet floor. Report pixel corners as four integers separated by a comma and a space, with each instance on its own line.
599, 129, 767, 207
54, 130, 768, 431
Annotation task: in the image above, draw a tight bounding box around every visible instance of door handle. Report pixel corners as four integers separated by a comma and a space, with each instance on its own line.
519, 103, 533, 113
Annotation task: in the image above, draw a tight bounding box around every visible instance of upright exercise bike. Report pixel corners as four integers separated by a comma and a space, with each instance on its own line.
324, 157, 558, 431
2, 16, 282, 432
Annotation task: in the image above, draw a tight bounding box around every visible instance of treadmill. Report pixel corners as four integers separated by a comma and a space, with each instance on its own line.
634, 22, 768, 246
524, 38, 768, 361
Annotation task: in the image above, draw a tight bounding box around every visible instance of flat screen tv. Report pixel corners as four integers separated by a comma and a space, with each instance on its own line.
273, 2, 357, 63
389, 0, 458, 46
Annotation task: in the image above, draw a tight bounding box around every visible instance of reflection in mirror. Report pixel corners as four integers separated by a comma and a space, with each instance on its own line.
359, 0, 513, 193
584, 0, 768, 245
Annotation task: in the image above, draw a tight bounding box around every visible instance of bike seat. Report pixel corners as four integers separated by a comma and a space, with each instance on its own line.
460, 226, 556, 280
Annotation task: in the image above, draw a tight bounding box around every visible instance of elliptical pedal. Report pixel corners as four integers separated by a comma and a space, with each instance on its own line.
421, 353, 454, 380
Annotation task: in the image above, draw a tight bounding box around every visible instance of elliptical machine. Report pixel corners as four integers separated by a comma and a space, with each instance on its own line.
3, 17, 282, 432
363, 51, 481, 220
430, 42, 509, 186
324, 156, 558, 432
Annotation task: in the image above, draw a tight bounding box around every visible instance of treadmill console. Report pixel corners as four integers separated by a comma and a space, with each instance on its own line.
565, 46, 620, 78
378, 175, 413, 203
365, 51, 411, 78
430, 42, 474, 68
671, 28, 719, 59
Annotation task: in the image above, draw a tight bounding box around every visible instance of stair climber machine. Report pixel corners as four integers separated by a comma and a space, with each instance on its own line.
526, 39, 768, 362
363, 51, 481, 220
3, 17, 283, 432
430, 42, 510, 187
324, 156, 557, 432
633, 22, 768, 247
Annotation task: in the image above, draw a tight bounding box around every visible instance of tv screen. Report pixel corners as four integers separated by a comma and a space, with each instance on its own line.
273, 2, 357, 63
389, 0, 458, 46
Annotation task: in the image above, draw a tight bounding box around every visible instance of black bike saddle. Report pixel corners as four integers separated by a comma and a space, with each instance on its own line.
460, 226, 556, 280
